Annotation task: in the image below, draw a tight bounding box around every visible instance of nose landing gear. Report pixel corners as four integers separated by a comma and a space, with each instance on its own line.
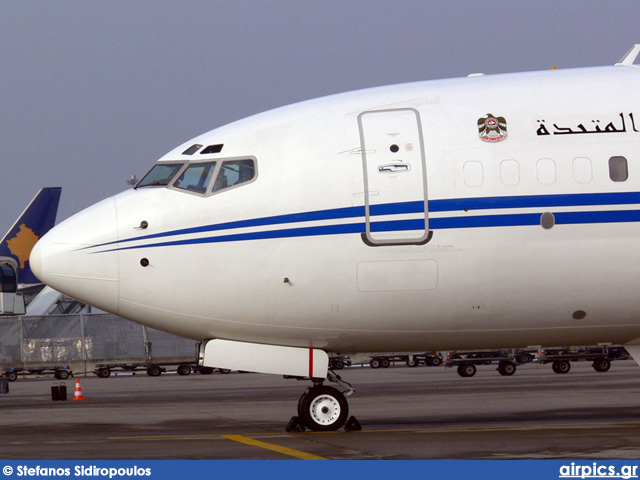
298, 385, 348, 431
286, 375, 361, 432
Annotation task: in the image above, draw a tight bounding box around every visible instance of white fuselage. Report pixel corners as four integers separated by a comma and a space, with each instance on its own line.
31, 65, 640, 355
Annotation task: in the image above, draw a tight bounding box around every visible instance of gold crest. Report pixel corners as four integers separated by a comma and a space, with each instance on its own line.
478, 113, 507, 143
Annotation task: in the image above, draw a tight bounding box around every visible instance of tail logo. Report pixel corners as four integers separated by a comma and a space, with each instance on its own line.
6, 224, 39, 269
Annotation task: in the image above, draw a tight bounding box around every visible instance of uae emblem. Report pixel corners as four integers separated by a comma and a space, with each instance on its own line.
478, 113, 507, 143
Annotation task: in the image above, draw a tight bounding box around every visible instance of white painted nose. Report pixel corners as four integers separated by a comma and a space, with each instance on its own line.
31, 196, 120, 314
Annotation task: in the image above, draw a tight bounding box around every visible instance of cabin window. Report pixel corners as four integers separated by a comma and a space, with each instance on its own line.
136, 163, 185, 188
173, 162, 217, 194
572, 157, 592, 184
201, 144, 224, 154
500, 160, 520, 186
213, 159, 256, 192
463, 161, 483, 187
0, 264, 17, 293
536, 158, 556, 185
182, 144, 202, 155
609, 156, 628, 182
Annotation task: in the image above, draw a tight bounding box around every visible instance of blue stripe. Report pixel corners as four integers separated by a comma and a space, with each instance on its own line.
100, 223, 365, 252
555, 209, 640, 225
89, 191, 640, 251
431, 191, 640, 212
95, 208, 640, 253
87, 205, 365, 250
431, 213, 541, 229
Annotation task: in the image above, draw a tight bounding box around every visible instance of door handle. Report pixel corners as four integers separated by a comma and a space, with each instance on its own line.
378, 163, 411, 173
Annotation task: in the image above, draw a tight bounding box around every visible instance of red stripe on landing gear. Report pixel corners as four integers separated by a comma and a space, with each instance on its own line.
309, 348, 313, 377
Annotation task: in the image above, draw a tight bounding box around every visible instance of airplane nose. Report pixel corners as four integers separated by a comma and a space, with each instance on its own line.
29, 239, 43, 281
31, 196, 120, 314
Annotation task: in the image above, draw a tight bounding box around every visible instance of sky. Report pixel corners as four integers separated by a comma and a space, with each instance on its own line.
1, 1, 640, 230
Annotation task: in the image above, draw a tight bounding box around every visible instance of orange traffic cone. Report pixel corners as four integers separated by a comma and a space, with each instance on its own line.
72, 378, 86, 401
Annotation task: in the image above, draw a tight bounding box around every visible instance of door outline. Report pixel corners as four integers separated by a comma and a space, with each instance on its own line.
358, 108, 431, 246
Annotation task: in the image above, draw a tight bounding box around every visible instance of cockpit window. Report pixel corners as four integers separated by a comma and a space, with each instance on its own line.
173, 162, 217, 194
136, 163, 185, 188
213, 159, 256, 192
143, 157, 257, 196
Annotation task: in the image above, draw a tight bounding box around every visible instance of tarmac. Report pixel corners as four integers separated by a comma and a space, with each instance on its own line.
1, 360, 640, 460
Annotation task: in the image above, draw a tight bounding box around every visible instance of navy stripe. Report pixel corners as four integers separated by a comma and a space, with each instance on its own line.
95, 209, 640, 253
89, 191, 640, 250
431, 213, 541, 229
99, 222, 365, 252
555, 209, 640, 225
431, 191, 640, 212
87, 205, 364, 250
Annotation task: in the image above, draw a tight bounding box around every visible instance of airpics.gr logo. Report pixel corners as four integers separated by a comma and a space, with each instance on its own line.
478, 113, 508, 143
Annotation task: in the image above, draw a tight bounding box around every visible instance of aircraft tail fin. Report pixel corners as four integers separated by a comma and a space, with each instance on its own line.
0, 187, 62, 284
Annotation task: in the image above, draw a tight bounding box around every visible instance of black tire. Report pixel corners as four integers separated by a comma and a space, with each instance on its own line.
380, 358, 390, 368
406, 357, 419, 367
198, 366, 214, 375
147, 365, 162, 377
298, 386, 348, 432
96, 367, 111, 378
332, 360, 344, 370
516, 353, 533, 363
592, 357, 611, 373
217, 368, 231, 374
297, 389, 308, 418
498, 361, 516, 376
430, 356, 442, 367
55, 370, 70, 380
553, 359, 571, 374
177, 364, 191, 376
457, 362, 476, 377
370, 358, 381, 369
6, 371, 17, 382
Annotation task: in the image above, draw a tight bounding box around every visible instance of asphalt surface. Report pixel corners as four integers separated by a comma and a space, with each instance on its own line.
2, 360, 640, 459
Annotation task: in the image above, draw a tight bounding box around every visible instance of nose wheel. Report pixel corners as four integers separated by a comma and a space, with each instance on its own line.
297, 385, 348, 431
287, 382, 360, 432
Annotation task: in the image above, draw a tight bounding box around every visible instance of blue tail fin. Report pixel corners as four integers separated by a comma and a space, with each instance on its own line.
0, 187, 62, 284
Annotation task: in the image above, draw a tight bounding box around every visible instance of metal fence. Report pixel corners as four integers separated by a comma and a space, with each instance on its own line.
0, 314, 198, 373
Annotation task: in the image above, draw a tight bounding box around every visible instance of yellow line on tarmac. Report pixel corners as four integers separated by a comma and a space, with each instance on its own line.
107, 419, 640, 441
109, 433, 223, 440
221, 434, 327, 460
356, 420, 640, 435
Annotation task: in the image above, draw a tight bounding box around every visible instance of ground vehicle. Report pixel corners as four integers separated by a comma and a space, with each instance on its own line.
445, 351, 517, 378
368, 353, 442, 368
329, 356, 351, 370
93, 362, 231, 377
3, 365, 72, 381
539, 346, 628, 374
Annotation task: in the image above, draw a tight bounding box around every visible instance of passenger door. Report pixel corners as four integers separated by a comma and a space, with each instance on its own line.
358, 108, 430, 246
